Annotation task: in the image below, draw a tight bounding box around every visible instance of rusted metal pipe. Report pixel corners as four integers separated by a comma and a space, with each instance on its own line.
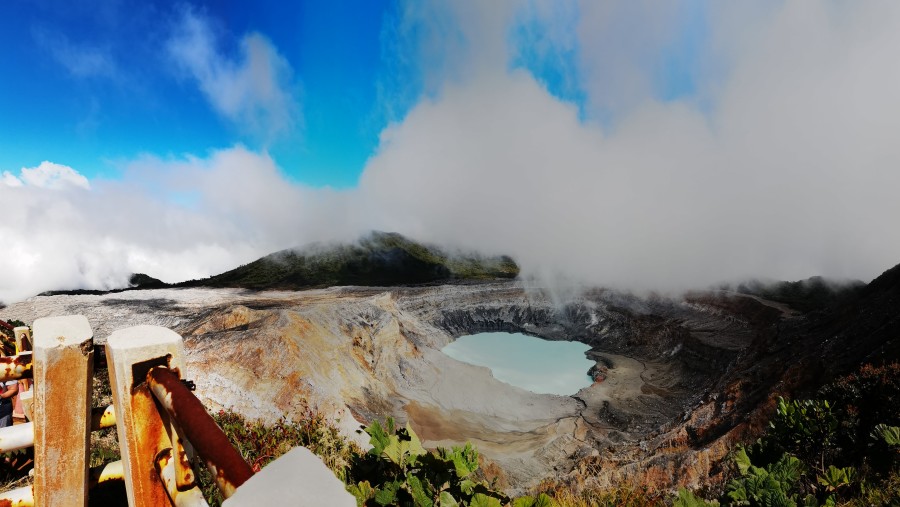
0, 484, 34, 507
155, 447, 209, 507
169, 421, 196, 491
0, 354, 32, 381
147, 366, 253, 498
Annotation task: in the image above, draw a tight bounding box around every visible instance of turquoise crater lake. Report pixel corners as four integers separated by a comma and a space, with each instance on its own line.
441, 332, 594, 396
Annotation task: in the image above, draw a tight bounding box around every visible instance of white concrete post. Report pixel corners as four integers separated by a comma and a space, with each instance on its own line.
32, 315, 94, 507
222, 447, 356, 507
106, 325, 188, 507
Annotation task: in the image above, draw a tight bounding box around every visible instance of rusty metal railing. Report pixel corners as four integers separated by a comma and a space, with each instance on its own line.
1, 319, 354, 506
107, 325, 260, 507
147, 366, 254, 499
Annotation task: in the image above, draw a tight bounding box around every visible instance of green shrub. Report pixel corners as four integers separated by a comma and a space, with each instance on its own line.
818, 363, 900, 470
348, 418, 509, 507
762, 397, 839, 471
726, 447, 810, 506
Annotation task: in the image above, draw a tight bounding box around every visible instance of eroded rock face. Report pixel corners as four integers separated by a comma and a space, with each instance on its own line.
0, 282, 770, 493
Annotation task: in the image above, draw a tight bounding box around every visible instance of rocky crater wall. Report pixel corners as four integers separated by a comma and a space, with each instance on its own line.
0, 282, 771, 494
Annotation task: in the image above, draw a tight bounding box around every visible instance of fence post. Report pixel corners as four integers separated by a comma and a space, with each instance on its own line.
106, 325, 188, 507
32, 315, 94, 507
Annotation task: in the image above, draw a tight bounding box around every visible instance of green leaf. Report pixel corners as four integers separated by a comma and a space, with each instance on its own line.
512, 496, 536, 507
348, 481, 376, 506
406, 476, 434, 507
733, 445, 752, 475
872, 424, 900, 446
673, 488, 719, 507
532, 493, 556, 507
439, 492, 459, 507
367, 420, 391, 456
373, 481, 401, 506
459, 479, 477, 496
469, 493, 503, 507
817, 465, 856, 492
404, 423, 427, 458
768, 455, 803, 486
381, 423, 427, 468
442, 442, 479, 479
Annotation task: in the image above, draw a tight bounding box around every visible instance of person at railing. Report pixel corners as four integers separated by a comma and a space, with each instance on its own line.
0, 380, 19, 427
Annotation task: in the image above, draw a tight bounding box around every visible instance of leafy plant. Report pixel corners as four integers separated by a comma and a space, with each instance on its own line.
766, 398, 839, 473
349, 418, 508, 507
816, 465, 856, 492
510, 494, 555, 507
726, 447, 805, 506
673, 488, 719, 507
872, 424, 900, 447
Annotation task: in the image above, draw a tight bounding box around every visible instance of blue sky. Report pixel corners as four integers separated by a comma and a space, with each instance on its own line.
0, 0, 707, 188
3, 1, 900, 302
0, 0, 401, 187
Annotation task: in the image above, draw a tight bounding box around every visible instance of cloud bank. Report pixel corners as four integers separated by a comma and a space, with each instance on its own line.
3, 1, 900, 303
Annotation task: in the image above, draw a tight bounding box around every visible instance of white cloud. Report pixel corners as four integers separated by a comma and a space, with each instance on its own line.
166, 7, 299, 141
4, 162, 90, 190
1, 172, 23, 187
0, 149, 364, 304
353, 1, 900, 290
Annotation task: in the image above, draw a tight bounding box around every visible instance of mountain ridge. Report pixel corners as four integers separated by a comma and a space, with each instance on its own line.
177, 231, 520, 290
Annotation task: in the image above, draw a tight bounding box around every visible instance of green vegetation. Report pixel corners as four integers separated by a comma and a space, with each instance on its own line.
181, 231, 519, 290
347, 417, 519, 506
679, 363, 900, 506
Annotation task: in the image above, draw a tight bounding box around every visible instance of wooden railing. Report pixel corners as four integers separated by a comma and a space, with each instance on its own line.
0, 315, 353, 506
